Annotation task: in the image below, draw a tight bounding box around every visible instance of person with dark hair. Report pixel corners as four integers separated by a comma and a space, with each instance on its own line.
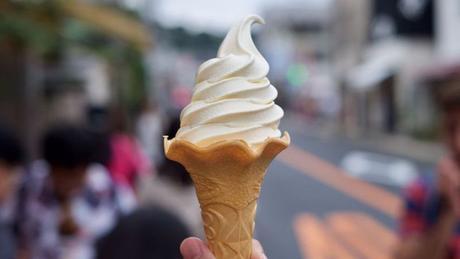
18, 124, 124, 259
0, 125, 24, 205
41, 125, 95, 202
107, 106, 151, 192
96, 206, 267, 259
0, 124, 24, 259
96, 206, 191, 259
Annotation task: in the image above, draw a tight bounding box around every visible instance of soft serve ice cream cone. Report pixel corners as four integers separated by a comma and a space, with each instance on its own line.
164, 15, 290, 259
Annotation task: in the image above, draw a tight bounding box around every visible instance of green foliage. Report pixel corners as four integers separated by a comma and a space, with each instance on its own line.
0, 1, 62, 57
0, 0, 148, 110
115, 45, 146, 111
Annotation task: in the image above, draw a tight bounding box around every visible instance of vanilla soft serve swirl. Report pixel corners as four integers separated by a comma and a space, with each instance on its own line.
176, 15, 284, 147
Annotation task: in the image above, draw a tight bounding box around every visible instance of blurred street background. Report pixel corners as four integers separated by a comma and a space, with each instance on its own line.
1, 0, 460, 258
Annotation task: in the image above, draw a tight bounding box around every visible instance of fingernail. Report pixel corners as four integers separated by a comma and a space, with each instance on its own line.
182, 239, 203, 258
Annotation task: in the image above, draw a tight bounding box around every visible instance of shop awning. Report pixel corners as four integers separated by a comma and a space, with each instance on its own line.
346, 40, 405, 91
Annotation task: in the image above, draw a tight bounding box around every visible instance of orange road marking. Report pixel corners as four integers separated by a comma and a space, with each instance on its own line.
340, 212, 397, 252
327, 212, 397, 259
277, 145, 402, 218
294, 214, 356, 259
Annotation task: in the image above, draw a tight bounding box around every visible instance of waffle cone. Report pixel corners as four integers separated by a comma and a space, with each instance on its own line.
164, 133, 290, 259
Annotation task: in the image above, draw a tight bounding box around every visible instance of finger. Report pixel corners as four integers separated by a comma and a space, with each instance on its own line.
251, 239, 267, 259
180, 237, 215, 259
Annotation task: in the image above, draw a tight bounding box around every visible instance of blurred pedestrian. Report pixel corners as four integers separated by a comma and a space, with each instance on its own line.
0, 124, 24, 259
18, 124, 123, 259
107, 106, 151, 193
138, 114, 203, 237
136, 101, 163, 165
96, 206, 190, 259
395, 70, 460, 259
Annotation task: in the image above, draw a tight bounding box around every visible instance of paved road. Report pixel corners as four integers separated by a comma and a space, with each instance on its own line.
255, 118, 435, 259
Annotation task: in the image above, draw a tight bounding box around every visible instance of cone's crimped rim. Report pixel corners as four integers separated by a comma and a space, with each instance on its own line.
164, 132, 290, 164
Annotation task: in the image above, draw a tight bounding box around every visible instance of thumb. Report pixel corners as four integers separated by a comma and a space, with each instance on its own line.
180, 237, 215, 259
251, 239, 268, 259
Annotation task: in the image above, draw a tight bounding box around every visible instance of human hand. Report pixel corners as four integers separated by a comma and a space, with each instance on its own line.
438, 156, 460, 216
180, 237, 267, 259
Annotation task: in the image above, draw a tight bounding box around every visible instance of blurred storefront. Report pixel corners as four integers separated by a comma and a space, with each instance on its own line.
259, 0, 458, 142
345, 46, 399, 134
408, 0, 460, 139
261, 0, 370, 122
342, 0, 438, 138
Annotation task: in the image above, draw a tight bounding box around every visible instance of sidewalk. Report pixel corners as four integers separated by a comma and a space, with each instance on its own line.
354, 131, 444, 164
285, 112, 444, 164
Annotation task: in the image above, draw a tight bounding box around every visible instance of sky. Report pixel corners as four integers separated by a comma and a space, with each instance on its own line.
152, 0, 333, 34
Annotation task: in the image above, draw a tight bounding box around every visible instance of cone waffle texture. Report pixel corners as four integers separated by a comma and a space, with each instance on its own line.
164, 133, 290, 259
